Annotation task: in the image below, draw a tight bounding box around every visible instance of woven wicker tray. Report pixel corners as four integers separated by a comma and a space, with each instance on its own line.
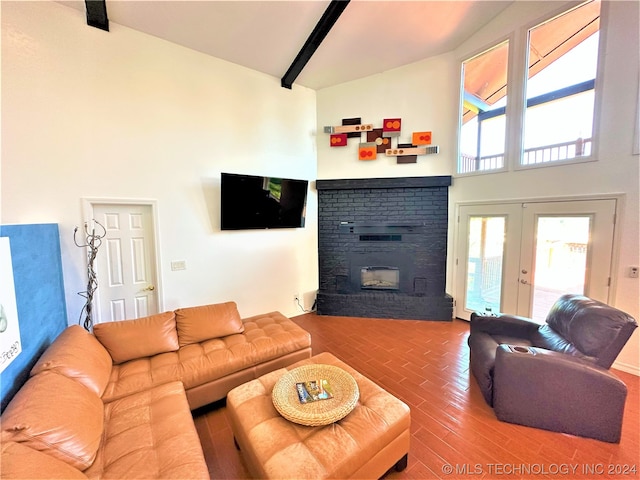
272, 364, 360, 426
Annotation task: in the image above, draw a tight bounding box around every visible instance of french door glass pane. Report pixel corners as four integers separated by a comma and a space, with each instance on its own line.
531, 216, 590, 321
465, 216, 505, 313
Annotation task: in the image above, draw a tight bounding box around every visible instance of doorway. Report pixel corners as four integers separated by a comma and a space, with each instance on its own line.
455, 199, 616, 321
84, 200, 161, 323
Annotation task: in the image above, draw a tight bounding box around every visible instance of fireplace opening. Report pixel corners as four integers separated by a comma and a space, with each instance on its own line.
361, 266, 399, 290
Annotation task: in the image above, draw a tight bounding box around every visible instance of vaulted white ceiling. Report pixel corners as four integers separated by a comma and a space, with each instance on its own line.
58, 1, 513, 90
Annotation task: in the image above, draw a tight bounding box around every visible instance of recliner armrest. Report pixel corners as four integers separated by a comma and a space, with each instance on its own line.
492, 344, 627, 442
470, 312, 543, 339
495, 345, 624, 383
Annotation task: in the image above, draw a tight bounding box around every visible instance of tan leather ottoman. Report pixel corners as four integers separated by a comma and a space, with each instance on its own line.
227, 352, 411, 479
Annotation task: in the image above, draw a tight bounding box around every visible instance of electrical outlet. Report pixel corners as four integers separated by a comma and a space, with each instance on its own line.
630, 266, 639, 278
293, 293, 300, 304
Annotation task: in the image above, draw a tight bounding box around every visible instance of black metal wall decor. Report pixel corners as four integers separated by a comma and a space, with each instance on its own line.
74, 220, 106, 331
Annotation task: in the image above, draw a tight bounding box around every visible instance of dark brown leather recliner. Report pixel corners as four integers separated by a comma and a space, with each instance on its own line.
468, 294, 637, 442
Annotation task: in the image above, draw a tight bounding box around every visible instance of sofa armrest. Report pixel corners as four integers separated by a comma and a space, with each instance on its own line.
492, 345, 627, 442
1, 442, 88, 479
470, 312, 543, 339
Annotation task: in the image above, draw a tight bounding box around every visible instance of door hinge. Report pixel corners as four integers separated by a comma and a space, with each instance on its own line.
607, 277, 611, 287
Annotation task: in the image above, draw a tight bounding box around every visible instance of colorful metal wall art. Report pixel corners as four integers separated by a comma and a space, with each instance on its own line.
324, 117, 439, 163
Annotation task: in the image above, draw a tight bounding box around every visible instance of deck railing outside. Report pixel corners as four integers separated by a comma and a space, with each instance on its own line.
466, 256, 502, 313
522, 137, 592, 165
459, 137, 592, 174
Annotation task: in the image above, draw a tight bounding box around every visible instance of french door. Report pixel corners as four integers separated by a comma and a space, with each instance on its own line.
455, 199, 616, 321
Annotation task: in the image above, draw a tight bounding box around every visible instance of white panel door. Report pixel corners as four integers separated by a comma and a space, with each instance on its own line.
92, 203, 159, 322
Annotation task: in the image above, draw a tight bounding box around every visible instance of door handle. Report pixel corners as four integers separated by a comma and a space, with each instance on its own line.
520, 279, 529, 284
142, 285, 155, 291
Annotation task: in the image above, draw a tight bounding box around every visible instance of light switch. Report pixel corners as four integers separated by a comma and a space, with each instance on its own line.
171, 260, 186, 271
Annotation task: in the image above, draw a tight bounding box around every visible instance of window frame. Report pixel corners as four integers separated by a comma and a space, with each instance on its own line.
456, 33, 513, 176
456, 0, 607, 177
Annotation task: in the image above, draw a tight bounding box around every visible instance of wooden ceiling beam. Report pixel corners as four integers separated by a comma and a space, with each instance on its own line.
281, 0, 350, 89
85, 0, 109, 31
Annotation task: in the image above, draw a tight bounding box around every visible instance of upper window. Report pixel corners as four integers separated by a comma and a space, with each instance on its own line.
459, 41, 509, 174
458, 0, 601, 174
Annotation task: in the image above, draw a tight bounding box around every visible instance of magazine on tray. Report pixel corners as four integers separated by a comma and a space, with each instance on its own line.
296, 379, 334, 404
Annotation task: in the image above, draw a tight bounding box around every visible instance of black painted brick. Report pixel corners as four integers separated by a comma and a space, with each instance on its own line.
317, 177, 453, 321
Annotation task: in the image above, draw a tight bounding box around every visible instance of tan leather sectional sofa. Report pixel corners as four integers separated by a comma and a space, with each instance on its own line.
0, 301, 312, 478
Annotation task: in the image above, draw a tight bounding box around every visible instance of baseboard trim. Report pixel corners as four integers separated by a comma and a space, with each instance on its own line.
613, 360, 640, 377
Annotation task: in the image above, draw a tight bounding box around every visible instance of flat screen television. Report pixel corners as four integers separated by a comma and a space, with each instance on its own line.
221, 173, 309, 230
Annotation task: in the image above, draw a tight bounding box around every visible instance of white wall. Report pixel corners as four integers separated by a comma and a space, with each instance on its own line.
317, 51, 459, 179
3, 0, 638, 374
317, 1, 639, 374
1, 1, 319, 321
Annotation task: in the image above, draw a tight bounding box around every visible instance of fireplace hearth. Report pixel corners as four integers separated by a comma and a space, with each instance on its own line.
316, 176, 453, 321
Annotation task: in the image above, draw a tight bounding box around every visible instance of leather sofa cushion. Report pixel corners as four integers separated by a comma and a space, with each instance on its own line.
101, 351, 181, 403
1, 371, 103, 471
93, 311, 180, 364
175, 301, 244, 347
83, 381, 209, 479
533, 324, 588, 360
100, 311, 311, 402
178, 311, 311, 390
546, 294, 638, 367
1, 441, 88, 479
30, 325, 112, 396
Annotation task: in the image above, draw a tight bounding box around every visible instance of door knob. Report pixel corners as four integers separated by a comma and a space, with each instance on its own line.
143, 285, 155, 291
520, 279, 529, 284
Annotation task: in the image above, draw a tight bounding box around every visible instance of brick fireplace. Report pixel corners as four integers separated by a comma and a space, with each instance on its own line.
316, 176, 453, 321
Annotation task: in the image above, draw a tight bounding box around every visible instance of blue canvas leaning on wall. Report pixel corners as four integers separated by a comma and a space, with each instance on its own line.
0, 224, 68, 412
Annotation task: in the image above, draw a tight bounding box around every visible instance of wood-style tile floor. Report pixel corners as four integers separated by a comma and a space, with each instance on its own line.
193, 314, 640, 479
